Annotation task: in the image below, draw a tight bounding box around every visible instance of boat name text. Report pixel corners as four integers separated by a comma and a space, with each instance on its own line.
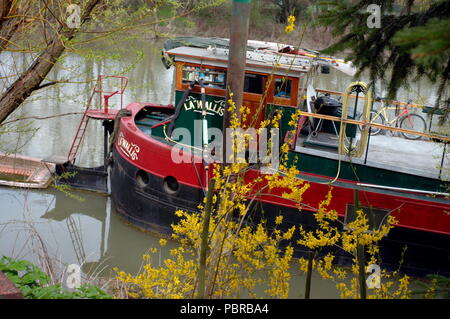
183, 96, 224, 117
118, 132, 140, 161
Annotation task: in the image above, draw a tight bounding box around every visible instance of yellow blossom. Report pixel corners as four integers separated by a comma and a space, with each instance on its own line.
275, 215, 283, 225
285, 15, 296, 33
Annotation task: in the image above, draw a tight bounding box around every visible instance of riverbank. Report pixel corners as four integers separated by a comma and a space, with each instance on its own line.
132, 1, 336, 51
169, 20, 332, 52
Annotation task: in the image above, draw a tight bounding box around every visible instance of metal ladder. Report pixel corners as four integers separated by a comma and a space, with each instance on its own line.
67, 75, 128, 163
66, 216, 86, 265
67, 89, 96, 162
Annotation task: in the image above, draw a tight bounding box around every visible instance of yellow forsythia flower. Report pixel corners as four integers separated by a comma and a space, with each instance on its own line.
285, 25, 294, 33
285, 15, 296, 33
288, 15, 296, 24
275, 215, 283, 225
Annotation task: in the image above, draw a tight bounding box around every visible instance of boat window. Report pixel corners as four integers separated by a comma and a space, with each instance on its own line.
182, 65, 226, 89
244, 73, 264, 94
274, 78, 292, 99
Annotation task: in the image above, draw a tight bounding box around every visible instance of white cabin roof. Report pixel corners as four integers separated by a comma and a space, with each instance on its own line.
167, 46, 312, 77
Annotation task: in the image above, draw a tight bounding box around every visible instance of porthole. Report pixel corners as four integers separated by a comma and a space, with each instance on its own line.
136, 170, 149, 187
163, 176, 179, 194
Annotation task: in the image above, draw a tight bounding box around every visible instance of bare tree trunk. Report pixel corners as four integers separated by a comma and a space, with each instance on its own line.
0, 0, 28, 52
0, 0, 102, 123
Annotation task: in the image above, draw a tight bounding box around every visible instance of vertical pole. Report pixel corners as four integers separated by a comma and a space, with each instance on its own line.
199, 79, 210, 189
104, 95, 108, 114
121, 78, 124, 109
103, 121, 108, 169
439, 142, 446, 180
222, 0, 251, 163
99, 75, 103, 108
357, 244, 367, 299
197, 178, 216, 299
364, 98, 374, 164
305, 250, 315, 299
354, 189, 367, 299
349, 89, 360, 152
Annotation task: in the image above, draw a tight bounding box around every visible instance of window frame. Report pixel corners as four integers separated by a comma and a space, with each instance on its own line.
270, 75, 299, 107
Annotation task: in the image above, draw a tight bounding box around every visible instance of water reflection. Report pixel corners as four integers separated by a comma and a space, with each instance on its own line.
0, 185, 179, 276
0, 40, 181, 283
0, 39, 445, 298
0, 185, 342, 298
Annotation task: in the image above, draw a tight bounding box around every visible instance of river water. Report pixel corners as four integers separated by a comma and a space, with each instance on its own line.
0, 39, 443, 298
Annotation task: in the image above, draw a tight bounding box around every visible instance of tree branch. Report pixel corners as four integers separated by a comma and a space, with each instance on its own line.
0, 112, 84, 127
0, 0, 102, 124
35, 80, 68, 91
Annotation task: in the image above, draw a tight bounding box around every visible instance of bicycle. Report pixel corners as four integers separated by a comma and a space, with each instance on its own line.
357, 97, 427, 140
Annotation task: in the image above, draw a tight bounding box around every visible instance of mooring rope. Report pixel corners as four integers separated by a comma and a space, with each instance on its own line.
318, 81, 372, 185
339, 81, 372, 158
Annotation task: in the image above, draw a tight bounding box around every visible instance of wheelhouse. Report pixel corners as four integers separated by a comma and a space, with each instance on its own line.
166, 46, 308, 138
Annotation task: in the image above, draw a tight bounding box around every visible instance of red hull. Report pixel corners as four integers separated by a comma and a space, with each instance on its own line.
115, 102, 450, 237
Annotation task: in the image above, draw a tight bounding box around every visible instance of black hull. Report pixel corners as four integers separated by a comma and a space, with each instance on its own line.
110, 148, 450, 277
55, 162, 108, 193
110, 148, 203, 235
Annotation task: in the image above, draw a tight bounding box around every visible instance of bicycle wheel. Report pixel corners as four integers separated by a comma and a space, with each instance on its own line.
358, 111, 385, 135
400, 114, 427, 140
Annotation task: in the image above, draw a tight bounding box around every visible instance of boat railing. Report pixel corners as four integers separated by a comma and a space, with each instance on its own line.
94, 75, 128, 112
293, 87, 449, 181
67, 75, 128, 163
297, 111, 450, 143
315, 88, 427, 109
